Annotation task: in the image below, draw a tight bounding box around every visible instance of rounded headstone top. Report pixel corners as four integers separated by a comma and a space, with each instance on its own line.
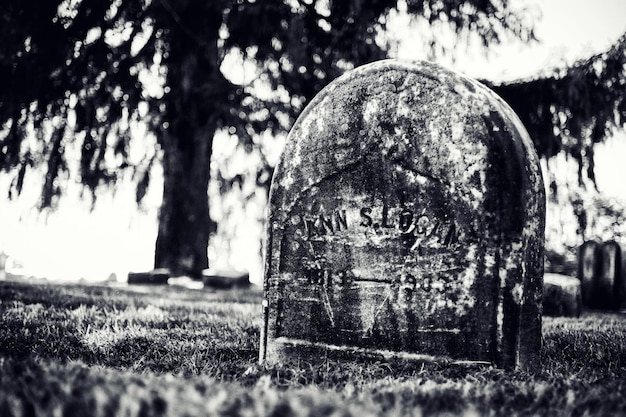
271, 59, 542, 238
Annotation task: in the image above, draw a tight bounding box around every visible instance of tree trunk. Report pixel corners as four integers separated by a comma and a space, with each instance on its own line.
154, 121, 216, 278
153, 4, 223, 278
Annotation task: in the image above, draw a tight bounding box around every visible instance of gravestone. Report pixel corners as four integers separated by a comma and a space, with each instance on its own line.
0, 252, 7, 280
127, 269, 170, 285
542, 273, 582, 317
202, 269, 251, 289
260, 60, 545, 370
577, 241, 602, 308
599, 241, 623, 309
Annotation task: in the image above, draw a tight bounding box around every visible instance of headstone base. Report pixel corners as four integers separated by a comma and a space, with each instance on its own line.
264, 337, 492, 367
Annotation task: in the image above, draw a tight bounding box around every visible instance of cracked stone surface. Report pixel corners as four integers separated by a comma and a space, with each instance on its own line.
260, 59, 545, 371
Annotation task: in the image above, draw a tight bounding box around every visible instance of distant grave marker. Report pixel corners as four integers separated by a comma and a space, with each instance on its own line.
599, 241, 623, 309
543, 273, 582, 317
577, 240, 624, 310
202, 270, 251, 289
0, 252, 7, 280
128, 269, 170, 285
260, 60, 545, 370
578, 241, 601, 308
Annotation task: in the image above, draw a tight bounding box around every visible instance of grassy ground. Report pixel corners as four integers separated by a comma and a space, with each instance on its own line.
0, 280, 625, 416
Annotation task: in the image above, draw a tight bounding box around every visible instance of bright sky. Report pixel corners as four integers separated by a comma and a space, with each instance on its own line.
394, 0, 626, 81
1, 0, 625, 283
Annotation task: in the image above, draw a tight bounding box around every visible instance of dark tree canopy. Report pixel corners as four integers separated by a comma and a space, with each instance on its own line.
0, 0, 621, 275
491, 33, 626, 186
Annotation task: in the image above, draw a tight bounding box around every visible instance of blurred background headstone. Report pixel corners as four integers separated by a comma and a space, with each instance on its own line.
578, 241, 602, 308
543, 273, 582, 317
127, 269, 170, 285
599, 241, 623, 309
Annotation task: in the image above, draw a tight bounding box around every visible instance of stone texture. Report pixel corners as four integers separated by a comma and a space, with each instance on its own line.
260, 60, 545, 370
543, 273, 582, 317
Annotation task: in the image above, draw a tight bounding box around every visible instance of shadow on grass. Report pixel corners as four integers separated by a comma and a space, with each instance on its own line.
0, 321, 259, 379
100, 335, 259, 377
0, 318, 97, 363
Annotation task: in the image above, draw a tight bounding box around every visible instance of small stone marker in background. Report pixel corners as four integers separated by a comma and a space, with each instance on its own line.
128, 269, 170, 285
0, 252, 8, 280
599, 241, 623, 309
578, 241, 601, 308
202, 269, 251, 289
260, 60, 545, 370
543, 273, 582, 317
578, 240, 624, 310
616, 243, 626, 310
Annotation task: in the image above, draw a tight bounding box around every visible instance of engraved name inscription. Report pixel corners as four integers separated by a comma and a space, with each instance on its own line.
302, 210, 348, 237
299, 202, 459, 250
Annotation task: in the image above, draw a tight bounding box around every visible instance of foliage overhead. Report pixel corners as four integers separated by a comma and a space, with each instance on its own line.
2, 0, 624, 272
491, 33, 626, 186
0, 0, 538, 209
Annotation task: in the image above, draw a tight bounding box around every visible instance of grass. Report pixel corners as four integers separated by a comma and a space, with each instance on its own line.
0, 280, 625, 416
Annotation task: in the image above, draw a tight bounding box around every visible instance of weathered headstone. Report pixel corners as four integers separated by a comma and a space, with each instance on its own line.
599, 241, 623, 309
260, 60, 545, 370
542, 273, 582, 317
578, 240, 602, 308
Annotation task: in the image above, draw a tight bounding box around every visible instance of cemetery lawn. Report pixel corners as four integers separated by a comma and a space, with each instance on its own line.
1, 281, 625, 417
